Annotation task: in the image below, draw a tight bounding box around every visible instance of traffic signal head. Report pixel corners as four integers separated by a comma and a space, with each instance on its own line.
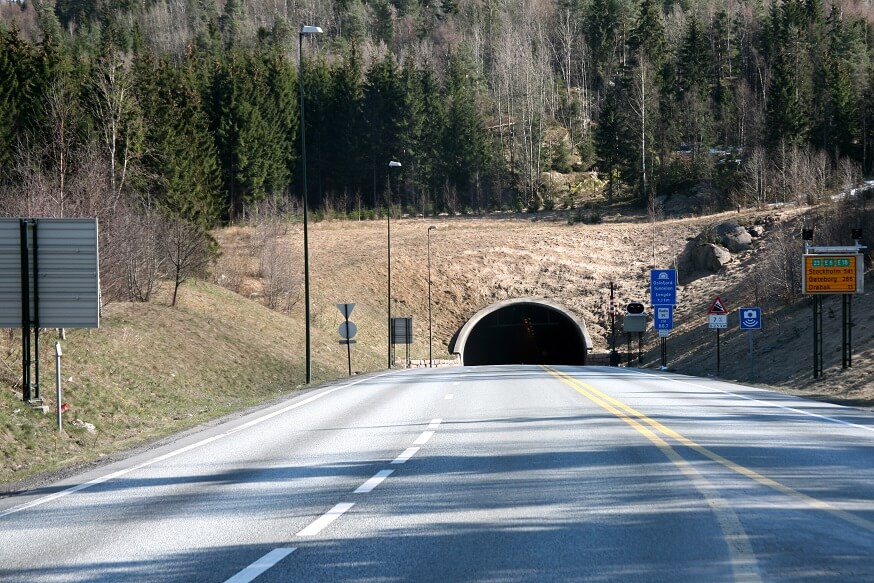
626, 302, 645, 314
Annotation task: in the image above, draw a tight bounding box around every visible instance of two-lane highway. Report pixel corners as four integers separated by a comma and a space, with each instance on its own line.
2, 366, 873, 582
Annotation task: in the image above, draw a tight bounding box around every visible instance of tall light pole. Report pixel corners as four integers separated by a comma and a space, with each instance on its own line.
427, 225, 436, 368
387, 160, 401, 368
299, 24, 322, 385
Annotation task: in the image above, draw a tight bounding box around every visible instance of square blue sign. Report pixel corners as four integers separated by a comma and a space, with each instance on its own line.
650, 269, 677, 306
653, 305, 673, 330
739, 307, 762, 330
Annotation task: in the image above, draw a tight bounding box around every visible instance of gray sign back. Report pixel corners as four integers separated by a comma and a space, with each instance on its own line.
0, 218, 100, 328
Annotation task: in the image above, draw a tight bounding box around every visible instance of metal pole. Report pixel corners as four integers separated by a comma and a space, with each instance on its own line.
345, 314, 352, 376
716, 329, 720, 375
610, 282, 616, 352
387, 161, 401, 369
32, 220, 40, 401
20, 220, 31, 402
387, 181, 392, 369
848, 295, 852, 367
748, 330, 755, 382
297, 25, 322, 384
813, 296, 823, 378
428, 230, 432, 368
842, 294, 852, 369
299, 31, 312, 385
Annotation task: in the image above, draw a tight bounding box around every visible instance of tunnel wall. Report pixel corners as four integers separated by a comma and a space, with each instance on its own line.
450, 298, 593, 366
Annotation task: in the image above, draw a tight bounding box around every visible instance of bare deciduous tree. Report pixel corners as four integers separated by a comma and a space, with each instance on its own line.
164, 218, 214, 307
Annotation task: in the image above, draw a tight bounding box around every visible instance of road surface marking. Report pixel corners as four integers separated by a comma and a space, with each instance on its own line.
392, 447, 420, 464
445, 394, 454, 399
644, 372, 874, 434
547, 367, 761, 583
414, 431, 435, 445
427, 418, 443, 429
297, 502, 355, 536
354, 470, 394, 494
0, 371, 400, 519
549, 367, 874, 534
224, 548, 296, 583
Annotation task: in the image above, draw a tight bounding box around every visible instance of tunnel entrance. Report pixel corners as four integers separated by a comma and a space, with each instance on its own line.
450, 299, 592, 366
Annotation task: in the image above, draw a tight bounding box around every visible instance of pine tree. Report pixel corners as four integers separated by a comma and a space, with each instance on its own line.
439, 53, 491, 211
676, 17, 711, 99
363, 53, 405, 206
594, 87, 622, 200
767, 49, 807, 147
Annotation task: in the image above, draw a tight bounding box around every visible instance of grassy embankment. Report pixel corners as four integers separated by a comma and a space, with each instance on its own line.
0, 280, 383, 487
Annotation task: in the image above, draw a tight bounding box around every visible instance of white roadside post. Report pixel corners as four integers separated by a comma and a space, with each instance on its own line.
55, 342, 62, 432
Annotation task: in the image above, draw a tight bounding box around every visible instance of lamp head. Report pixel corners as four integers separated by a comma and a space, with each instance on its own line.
388, 160, 402, 168
300, 25, 323, 35
428, 225, 437, 232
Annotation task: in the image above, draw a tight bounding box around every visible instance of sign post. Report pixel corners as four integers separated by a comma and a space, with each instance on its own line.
739, 307, 762, 381
802, 242, 866, 378
650, 270, 677, 371
337, 303, 356, 376
0, 219, 100, 403
708, 296, 729, 374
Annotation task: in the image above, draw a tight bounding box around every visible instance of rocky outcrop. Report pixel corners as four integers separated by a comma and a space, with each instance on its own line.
678, 240, 733, 279
715, 220, 753, 252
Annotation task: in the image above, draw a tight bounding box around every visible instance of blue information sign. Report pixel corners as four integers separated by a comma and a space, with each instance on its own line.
653, 305, 673, 330
650, 269, 677, 306
739, 307, 762, 330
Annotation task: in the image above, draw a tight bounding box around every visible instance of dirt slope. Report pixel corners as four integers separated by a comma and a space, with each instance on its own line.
214, 207, 873, 408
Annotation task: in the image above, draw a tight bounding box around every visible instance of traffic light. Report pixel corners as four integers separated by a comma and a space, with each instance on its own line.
626, 302, 645, 314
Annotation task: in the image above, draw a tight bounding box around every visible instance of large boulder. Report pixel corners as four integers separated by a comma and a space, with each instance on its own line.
715, 220, 753, 252
678, 240, 733, 280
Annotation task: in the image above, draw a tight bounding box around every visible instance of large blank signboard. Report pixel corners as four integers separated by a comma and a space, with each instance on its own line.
802, 254, 864, 294
0, 218, 100, 328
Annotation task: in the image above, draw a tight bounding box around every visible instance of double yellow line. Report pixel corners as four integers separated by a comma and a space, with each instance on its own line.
546, 366, 874, 583
546, 366, 874, 534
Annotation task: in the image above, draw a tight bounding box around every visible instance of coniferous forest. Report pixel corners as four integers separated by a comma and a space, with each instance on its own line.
2, 0, 874, 302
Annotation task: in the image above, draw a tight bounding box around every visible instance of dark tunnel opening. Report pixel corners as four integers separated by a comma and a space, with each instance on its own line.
461, 303, 587, 366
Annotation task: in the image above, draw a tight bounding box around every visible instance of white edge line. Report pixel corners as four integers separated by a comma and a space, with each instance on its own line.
414, 430, 435, 445
223, 547, 297, 583
0, 371, 400, 519
427, 418, 443, 429
391, 446, 420, 464
297, 502, 355, 537
354, 469, 394, 494
622, 369, 874, 434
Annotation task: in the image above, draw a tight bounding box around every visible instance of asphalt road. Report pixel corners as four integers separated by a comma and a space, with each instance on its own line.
1, 365, 873, 582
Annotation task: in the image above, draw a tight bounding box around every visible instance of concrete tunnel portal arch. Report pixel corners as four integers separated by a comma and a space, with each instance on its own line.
450, 298, 593, 366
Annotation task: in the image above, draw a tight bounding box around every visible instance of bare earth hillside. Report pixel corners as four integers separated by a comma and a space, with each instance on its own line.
214, 208, 873, 409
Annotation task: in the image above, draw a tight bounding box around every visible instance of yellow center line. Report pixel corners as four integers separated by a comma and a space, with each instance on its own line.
544, 366, 760, 583
545, 366, 874, 535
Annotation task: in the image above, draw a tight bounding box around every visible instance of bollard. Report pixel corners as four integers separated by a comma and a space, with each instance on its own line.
55, 342, 63, 432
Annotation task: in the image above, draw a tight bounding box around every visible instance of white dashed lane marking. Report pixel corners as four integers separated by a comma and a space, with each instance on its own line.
297, 503, 356, 537
392, 447, 420, 464
354, 470, 394, 494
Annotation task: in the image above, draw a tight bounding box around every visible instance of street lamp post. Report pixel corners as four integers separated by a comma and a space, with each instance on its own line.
387, 160, 401, 368
427, 225, 436, 368
299, 24, 322, 385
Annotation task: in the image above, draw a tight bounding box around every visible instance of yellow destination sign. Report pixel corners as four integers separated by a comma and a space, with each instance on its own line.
802, 254, 859, 293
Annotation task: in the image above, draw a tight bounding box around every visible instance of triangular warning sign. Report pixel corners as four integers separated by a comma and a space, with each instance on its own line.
708, 296, 728, 315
